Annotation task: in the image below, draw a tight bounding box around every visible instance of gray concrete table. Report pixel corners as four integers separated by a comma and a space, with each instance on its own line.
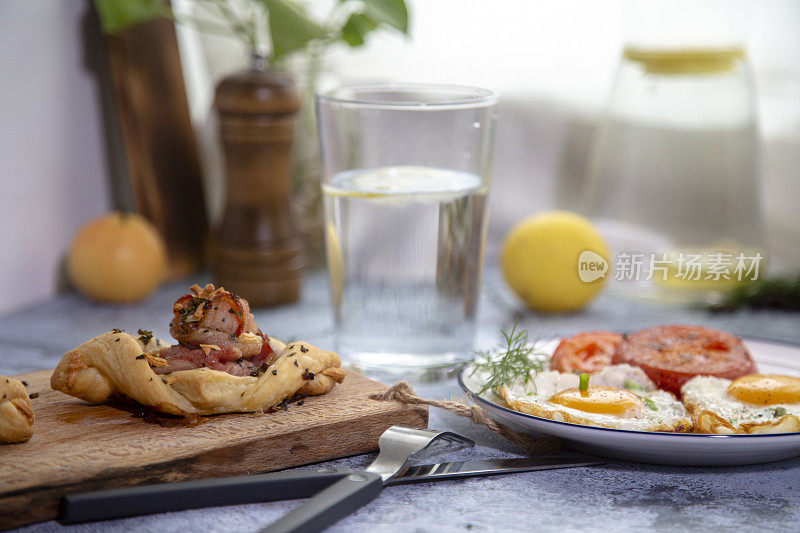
3, 266, 799, 533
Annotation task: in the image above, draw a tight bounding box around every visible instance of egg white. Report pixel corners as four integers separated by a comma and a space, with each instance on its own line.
590, 364, 657, 391
499, 365, 691, 432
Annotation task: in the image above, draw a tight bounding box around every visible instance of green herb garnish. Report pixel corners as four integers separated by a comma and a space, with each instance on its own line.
250, 362, 270, 377
623, 379, 646, 392
772, 406, 787, 418
137, 329, 154, 345
470, 321, 546, 395
179, 297, 211, 322
579, 373, 590, 392
643, 398, 658, 411
712, 272, 800, 312
623, 380, 658, 410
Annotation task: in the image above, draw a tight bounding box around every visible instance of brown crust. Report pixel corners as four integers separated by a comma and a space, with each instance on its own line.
684, 403, 800, 434
143, 352, 168, 367
0, 375, 35, 443
321, 367, 347, 382
189, 283, 228, 300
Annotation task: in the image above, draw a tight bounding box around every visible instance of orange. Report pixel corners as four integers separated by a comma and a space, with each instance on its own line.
67, 212, 167, 303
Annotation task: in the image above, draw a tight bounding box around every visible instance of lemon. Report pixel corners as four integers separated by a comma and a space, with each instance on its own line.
325, 221, 344, 311
501, 211, 610, 312
67, 212, 167, 303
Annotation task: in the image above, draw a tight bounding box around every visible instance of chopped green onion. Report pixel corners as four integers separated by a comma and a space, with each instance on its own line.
579, 373, 590, 392
624, 381, 657, 410
774, 407, 787, 417
623, 379, 646, 391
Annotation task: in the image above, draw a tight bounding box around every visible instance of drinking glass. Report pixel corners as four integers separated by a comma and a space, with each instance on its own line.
316, 83, 498, 373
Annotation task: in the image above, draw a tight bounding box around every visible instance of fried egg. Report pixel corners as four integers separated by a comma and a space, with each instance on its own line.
499, 365, 691, 432
589, 363, 657, 391
681, 374, 800, 434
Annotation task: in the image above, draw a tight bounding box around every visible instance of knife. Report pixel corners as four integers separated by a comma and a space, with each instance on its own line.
60, 455, 602, 524
390, 455, 603, 484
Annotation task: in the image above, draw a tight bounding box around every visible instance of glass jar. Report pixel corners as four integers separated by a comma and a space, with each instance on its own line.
584, 0, 765, 304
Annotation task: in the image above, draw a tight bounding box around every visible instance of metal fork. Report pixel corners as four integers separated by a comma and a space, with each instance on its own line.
260, 426, 474, 533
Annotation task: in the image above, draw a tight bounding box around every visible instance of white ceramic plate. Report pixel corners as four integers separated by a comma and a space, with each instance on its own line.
458, 337, 800, 466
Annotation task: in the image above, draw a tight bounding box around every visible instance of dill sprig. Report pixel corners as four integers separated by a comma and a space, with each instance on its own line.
470, 321, 546, 395
711, 272, 800, 312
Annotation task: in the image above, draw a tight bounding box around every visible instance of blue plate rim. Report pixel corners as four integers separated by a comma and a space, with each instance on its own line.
457, 335, 800, 440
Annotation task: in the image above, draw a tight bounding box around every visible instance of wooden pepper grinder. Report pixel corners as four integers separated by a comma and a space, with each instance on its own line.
209, 59, 305, 306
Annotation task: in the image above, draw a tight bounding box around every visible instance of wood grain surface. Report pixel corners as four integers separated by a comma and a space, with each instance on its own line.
105, 18, 208, 279
0, 369, 427, 529
209, 70, 305, 307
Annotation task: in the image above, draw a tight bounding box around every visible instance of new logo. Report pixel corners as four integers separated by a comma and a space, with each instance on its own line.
578, 250, 608, 282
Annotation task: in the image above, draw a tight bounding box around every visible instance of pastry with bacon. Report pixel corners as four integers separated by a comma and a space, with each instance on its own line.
50, 284, 345, 416
158, 284, 277, 377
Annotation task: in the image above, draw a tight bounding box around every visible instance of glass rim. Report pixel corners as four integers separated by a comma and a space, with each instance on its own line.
316, 82, 499, 109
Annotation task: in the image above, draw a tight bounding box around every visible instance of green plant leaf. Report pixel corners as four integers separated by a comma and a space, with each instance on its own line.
341, 13, 378, 47
361, 0, 408, 33
261, 0, 329, 60
92, 0, 169, 34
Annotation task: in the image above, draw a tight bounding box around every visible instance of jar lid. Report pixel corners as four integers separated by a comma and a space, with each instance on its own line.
623, 47, 746, 75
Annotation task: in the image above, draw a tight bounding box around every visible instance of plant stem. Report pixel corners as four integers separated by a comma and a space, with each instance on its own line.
174, 14, 242, 40
204, 0, 259, 51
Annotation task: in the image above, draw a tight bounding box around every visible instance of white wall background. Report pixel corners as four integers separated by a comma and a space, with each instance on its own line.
0, 1, 111, 314
0, 0, 798, 315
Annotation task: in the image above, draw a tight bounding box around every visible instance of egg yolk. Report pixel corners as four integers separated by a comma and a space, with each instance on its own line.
549, 386, 643, 416
727, 374, 800, 405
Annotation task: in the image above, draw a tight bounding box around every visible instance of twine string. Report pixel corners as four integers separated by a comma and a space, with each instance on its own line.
370, 381, 561, 455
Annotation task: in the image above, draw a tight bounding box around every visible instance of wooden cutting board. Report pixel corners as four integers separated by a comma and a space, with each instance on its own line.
0, 368, 427, 530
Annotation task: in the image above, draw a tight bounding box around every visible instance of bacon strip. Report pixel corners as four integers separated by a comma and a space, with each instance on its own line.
170, 284, 265, 357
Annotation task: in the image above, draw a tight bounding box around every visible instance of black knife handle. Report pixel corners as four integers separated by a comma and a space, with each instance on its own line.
259, 472, 383, 533
59, 468, 350, 524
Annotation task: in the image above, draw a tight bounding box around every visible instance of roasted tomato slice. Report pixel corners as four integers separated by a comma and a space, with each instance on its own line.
551, 331, 624, 373
613, 324, 757, 396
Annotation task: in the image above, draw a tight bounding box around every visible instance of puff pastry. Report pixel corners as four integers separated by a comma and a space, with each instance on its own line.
0, 375, 34, 443
50, 284, 345, 416
51, 331, 345, 416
